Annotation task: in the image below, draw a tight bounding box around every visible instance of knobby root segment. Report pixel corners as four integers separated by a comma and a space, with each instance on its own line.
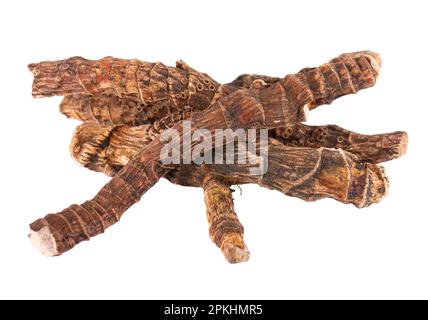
202, 174, 249, 263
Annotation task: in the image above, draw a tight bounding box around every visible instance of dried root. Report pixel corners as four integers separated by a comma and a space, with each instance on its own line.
202, 175, 249, 263
27, 51, 406, 263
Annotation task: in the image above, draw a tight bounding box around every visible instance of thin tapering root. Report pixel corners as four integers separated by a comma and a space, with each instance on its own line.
202, 174, 249, 263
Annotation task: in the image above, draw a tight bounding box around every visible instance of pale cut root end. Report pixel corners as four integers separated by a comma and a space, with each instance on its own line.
28, 226, 59, 257
220, 234, 250, 264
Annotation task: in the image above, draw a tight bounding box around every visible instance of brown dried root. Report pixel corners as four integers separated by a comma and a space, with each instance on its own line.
29, 134, 391, 257
64, 121, 405, 262
273, 124, 407, 164
60, 95, 158, 125
70, 122, 407, 177
69, 123, 392, 207
170, 142, 390, 209
52, 51, 381, 128
28, 51, 393, 260
70, 123, 152, 176
70, 123, 251, 263
202, 174, 249, 263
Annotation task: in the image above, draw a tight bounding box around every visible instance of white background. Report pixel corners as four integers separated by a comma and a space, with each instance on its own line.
0, 0, 427, 299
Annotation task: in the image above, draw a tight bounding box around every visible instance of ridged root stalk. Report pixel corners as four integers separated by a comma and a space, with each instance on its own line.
202, 174, 249, 263
40, 51, 381, 128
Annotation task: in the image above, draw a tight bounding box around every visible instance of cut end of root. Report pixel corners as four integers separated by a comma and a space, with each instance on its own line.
28, 226, 59, 257
362, 164, 389, 208
365, 53, 382, 73
357, 51, 382, 73
336, 51, 382, 73
222, 243, 250, 264
220, 234, 250, 264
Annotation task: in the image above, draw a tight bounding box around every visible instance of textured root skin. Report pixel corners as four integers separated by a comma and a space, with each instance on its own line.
29, 76, 307, 256
60, 94, 170, 125
168, 140, 389, 208
202, 175, 249, 263
226, 51, 381, 99
273, 124, 408, 164
32, 142, 389, 255
70, 122, 407, 177
298, 51, 381, 108
227, 74, 281, 89
29, 225, 58, 256
30, 57, 221, 124
59, 84, 242, 127
34, 51, 381, 129
70, 123, 152, 176
69, 123, 390, 208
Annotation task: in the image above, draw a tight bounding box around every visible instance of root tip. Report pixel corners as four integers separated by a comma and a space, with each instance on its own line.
29, 226, 59, 257
221, 243, 250, 264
